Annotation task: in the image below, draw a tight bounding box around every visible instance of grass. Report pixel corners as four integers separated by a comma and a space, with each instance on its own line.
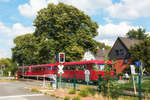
119, 79, 150, 91
68, 88, 76, 94
72, 96, 81, 100
78, 87, 89, 97
64, 96, 71, 100
31, 88, 40, 93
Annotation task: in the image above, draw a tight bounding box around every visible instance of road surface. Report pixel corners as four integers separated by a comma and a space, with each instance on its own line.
0, 80, 59, 100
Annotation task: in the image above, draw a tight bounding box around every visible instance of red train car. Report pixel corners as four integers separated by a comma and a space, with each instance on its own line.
62, 60, 113, 82
18, 60, 113, 82
18, 64, 57, 78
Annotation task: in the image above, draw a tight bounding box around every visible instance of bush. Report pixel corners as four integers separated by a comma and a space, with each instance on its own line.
79, 88, 89, 97
72, 96, 81, 100
64, 96, 71, 100
87, 87, 96, 96
68, 88, 76, 94
31, 88, 40, 93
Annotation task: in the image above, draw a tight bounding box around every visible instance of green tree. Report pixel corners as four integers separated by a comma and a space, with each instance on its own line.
126, 28, 150, 72
12, 34, 39, 66
126, 28, 147, 40
129, 38, 150, 72
33, 3, 99, 62
0, 58, 17, 76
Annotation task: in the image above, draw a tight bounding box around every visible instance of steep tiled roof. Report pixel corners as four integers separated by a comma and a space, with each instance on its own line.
95, 49, 110, 60
119, 37, 140, 50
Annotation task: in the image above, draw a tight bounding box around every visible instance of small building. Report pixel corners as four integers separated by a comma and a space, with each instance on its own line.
108, 37, 140, 73
83, 49, 110, 61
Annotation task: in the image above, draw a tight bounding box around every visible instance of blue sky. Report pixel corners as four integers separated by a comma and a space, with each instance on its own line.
0, 0, 150, 58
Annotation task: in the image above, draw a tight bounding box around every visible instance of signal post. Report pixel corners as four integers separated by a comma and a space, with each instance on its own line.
57, 52, 65, 88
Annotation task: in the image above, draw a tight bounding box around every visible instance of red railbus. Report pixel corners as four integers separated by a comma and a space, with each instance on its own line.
62, 60, 113, 82
18, 64, 57, 78
18, 60, 113, 82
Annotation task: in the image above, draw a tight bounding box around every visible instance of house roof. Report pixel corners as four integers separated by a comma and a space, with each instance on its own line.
119, 37, 140, 50
95, 49, 110, 60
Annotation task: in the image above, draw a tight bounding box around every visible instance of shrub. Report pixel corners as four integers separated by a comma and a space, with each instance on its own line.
79, 88, 89, 97
72, 96, 81, 100
68, 88, 76, 94
87, 87, 96, 96
31, 88, 40, 93
64, 96, 71, 100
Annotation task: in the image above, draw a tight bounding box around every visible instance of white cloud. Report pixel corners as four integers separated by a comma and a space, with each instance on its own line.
0, 48, 10, 58
11, 23, 34, 36
0, 22, 34, 37
63, 0, 112, 15
95, 22, 140, 46
18, 0, 112, 17
107, 0, 150, 19
0, 22, 11, 35
103, 17, 112, 23
18, 0, 59, 17
0, 22, 34, 58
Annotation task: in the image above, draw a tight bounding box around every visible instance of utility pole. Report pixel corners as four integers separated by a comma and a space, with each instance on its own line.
1, 65, 5, 76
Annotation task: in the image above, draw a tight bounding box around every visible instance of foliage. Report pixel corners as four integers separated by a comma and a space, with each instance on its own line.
12, 3, 100, 65
79, 87, 89, 97
126, 28, 147, 40
12, 34, 40, 66
0, 58, 17, 76
68, 88, 76, 94
126, 28, 150, 72
97, 56, 122, 99
64, 96, 71, 100
118, 72, 123, 76
33, 3, 99, 62
129, 37, 150, 72
92, 65, 98, 71
72, 96, 81, 100
86, 87, 96, 96
31, 88, 40, 93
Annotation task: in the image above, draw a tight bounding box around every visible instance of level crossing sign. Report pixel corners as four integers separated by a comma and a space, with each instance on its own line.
58, 64, 64, 74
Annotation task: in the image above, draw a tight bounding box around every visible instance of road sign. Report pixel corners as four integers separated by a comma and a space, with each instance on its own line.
136, 61, 140, 67
85, 70, 90, 82
58, 65, 64, 74
130, 65, 136, 74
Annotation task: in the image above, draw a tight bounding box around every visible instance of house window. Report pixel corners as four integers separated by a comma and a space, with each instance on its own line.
115, 49, 124, 56
115, 50, 119, 56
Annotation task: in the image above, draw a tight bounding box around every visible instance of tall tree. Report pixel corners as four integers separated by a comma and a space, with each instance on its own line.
130, 38, 150, 72
127, 28, 150, 72
12, 34, 39, 65
126, 28, 147, 40
0, 58, 17, 76
33, 3, 99, 62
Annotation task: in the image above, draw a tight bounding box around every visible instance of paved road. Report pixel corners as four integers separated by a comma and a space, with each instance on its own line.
0, 76, 14, 80
0, 81, 59, 100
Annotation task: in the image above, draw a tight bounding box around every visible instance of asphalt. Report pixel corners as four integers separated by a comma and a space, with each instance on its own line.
0, 80, 59, 100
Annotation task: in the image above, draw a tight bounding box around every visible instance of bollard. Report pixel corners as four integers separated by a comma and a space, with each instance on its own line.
56, 74, 58, 89
15, 73, 18, 80
73, 73, 76, 89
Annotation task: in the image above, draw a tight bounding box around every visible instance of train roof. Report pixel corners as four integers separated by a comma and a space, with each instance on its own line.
18, 60, 111, 68
19, 64, 56, 68
64, 60, 112, 65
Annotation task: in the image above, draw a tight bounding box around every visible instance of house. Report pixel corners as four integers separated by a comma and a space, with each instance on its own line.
83, 49, 110, 61
108, 37, 140, 74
